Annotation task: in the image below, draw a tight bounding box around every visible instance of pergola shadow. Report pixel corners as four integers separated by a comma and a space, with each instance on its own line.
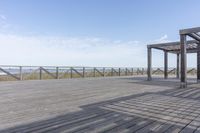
122, 76, 198, 88
1, 85, 200, 133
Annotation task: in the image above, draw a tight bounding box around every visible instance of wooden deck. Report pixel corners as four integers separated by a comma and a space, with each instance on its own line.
1, 76, 200, 133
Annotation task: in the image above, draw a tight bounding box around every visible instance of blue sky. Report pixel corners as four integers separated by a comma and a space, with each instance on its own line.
0, 0, 199, 67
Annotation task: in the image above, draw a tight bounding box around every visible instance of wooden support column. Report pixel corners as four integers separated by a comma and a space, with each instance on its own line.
147, 47, 152, 80
197, 44, 200, 82
180, 34, 187, 88
164, 51, 168, 79
176, 53, 180, 79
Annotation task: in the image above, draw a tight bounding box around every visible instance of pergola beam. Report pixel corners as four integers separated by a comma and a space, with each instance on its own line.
148, 42, 180, 48
167, 48, 198, 53
148, 40, 197, 48
188, 33, 200, 42
180, 27, 200, 35
148, 40, 198, 53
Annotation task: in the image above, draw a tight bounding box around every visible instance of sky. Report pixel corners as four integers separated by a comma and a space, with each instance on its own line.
0, 0, 200, 67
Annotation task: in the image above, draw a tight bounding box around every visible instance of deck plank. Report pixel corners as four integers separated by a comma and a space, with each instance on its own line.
0, 77, 200, 132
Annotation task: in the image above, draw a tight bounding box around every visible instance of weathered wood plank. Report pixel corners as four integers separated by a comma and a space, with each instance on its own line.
0, 77, 200, 132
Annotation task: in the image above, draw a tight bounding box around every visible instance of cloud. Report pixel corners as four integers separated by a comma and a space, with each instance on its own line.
0, 14, 6, 20
1, 33, 195, 67
0, 14, 10, 30
0, 14, 179, 67
0, 34, 146, 67
149, 34, 169, 44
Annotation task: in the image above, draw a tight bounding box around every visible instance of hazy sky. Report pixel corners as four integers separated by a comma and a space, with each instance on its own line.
0, 0, 199, 67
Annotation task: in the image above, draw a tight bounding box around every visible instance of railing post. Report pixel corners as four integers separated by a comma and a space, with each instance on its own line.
93, 67, 96, 77
119, 68, 121, 76
111, 68, 113, 76
83, 67, 85, 78
125, 68, 128, 76
142, 68, 144, 75
39, 67, 42, 80
174, 68, 176, 75
137, 68, 139, 75
132, 68, 134, 75
70, 67, 73, 78
19, 66, 23, 80
56, 67, 59, 79
103, 67, 105, 77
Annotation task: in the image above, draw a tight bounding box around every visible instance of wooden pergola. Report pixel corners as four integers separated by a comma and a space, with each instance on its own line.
147, 27, 200, 88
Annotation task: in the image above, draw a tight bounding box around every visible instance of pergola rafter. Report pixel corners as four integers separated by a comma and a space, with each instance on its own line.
148, 40, 198, 53
147, 27, 200, 88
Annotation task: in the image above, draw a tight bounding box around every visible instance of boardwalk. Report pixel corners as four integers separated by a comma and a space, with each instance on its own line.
0, 76, 200, 133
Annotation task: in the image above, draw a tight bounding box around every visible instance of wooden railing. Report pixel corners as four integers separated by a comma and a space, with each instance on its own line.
0, 65, 147, 81
151, 67, 197, 76
0, 65, 197, 81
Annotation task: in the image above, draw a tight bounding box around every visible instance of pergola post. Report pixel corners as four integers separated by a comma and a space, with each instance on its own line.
164, 51, 168, 79
180, 34, 187, 88
176, 53, 180, 79
147, 47, 152, 80
197, 44, 200, 82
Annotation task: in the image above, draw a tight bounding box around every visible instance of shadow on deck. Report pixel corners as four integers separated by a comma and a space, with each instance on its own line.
2, 79, 200, 133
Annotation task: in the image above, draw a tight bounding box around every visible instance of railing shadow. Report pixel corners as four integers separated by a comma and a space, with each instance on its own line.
122, 76, 198, 88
